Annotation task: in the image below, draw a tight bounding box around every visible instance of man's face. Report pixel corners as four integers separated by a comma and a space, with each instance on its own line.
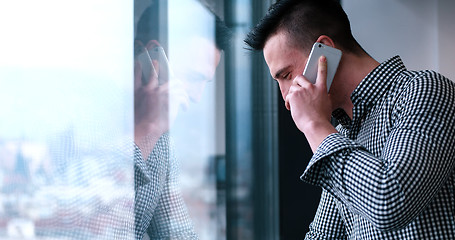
263, 32, 308, 101
172, 36, 221, 103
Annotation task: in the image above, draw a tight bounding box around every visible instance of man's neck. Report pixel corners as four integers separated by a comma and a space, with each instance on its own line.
331, 52, 380, 119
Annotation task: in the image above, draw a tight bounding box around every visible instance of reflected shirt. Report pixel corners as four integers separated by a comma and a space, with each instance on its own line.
134, 132, 198, 240
303, 56, 455, 239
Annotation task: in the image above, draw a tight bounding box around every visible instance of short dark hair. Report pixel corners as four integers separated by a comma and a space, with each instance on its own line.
135, 4, 160, 47
214, 15, 232, 51
244, 0, 363, 54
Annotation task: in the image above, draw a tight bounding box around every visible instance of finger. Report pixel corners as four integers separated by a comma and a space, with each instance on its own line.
168, 88, 190, 121
285, 78, 303, 111
174, 89, 190, 111
285, 93, 292, 111
139, 59, 159, 90
316, 55, 328, 89
134, 60, 142, 91
135, 46, 160, 90
170, 81, 190, 110
148, 59, 160, 89
144, 41, 163, 89
145, 40, 160, 50
160, 80, 190, 111
293, 75, 312, 88
134, 41, 150, 90
134, 40, 144, 57
288, 83, 301, 95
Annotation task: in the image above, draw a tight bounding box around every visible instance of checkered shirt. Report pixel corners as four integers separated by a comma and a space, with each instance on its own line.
302, 56, 455, 239
134, 132, 198, 239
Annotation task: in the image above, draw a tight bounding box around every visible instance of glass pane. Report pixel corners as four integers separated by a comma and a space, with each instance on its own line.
133, 0, 279, 239
168, 2, 225, 239
0, 1, 134, 239
133, 0, 227, 239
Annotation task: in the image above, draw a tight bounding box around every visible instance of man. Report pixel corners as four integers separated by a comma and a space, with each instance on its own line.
245, 0, 455, 239
134, 2, 230, 240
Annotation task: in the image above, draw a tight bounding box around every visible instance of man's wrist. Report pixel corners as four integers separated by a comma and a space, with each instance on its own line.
302, 120, 337, 153
134, 123, 164, 159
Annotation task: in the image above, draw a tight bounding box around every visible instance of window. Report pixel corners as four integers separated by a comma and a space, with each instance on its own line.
0, 0, 280, 239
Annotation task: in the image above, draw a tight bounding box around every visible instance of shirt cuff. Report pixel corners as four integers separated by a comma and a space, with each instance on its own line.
300, 133, 362, 188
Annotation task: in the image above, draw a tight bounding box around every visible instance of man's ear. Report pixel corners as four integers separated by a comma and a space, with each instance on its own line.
315, 35, 336, 48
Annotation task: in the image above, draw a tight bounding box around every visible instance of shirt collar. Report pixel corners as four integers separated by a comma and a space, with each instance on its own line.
351, 55, 407, 108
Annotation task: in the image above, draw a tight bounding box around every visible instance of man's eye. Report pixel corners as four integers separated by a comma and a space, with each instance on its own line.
283, 73, 290, 79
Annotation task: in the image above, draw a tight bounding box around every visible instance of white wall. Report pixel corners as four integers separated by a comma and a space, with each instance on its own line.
437, 0, 455, 81
343, 0, 455, 81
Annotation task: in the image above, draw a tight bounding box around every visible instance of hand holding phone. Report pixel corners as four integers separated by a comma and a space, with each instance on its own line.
137, 46, 172, 86
303, 43, 342, 91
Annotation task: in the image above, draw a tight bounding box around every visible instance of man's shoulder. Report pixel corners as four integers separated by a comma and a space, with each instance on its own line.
391, 69, 455, 112
397, 69, 454, 94
401, 69, 449, 81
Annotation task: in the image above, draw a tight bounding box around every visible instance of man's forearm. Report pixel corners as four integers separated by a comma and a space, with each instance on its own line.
135, 123, 163, 160
302, 120, 337, 153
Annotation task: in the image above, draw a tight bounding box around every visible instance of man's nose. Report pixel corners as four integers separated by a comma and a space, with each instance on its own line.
281, 91, 287, 101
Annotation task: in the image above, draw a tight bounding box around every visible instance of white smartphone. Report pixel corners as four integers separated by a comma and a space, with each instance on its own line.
137, 47, 158, 86
137, 46, 172, 86
149, 46, 172, 85
303, 43, 342, 91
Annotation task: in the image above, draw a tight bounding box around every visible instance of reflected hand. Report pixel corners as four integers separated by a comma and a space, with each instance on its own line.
134, 41, 189, 157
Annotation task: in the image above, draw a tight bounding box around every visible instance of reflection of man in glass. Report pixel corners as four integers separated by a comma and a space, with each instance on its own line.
133, 2, 230, 239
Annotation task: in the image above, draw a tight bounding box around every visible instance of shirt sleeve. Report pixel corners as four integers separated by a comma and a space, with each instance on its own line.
305, 190, 346, 240
148, 135, 198, 240
134, 133, 198, 240
301, 72, 455, 231
134, 136, 168, 239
